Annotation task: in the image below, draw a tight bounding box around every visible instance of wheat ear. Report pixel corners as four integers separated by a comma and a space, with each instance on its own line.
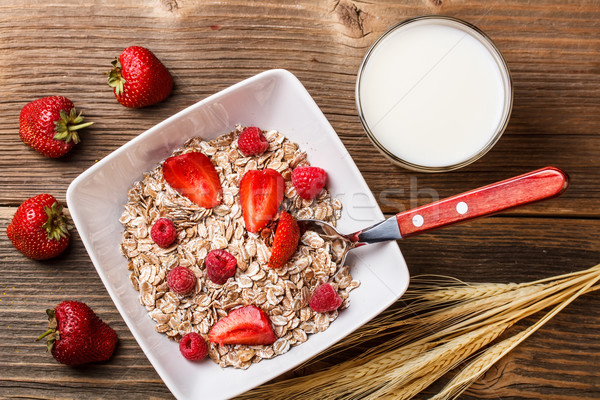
430, 268, 600, 400
360, 321, 514, 399
326, 283, 543, 360
412, 282, 522, 302
237, 265, 600, 400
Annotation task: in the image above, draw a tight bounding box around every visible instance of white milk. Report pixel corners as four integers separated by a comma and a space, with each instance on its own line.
357, 18, 511, 170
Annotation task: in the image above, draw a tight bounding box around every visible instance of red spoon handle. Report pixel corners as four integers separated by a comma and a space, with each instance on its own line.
395, 167, 569, 238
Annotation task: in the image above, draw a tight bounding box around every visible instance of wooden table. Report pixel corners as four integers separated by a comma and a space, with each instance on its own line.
1, 1, 599, 399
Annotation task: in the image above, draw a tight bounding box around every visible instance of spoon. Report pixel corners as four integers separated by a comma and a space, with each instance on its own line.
298, 167, 568, 267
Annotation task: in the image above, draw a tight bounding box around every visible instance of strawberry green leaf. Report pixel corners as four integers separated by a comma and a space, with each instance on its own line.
42, 202, 70, 241
37, 308, 59, 353
107, 58, 126, 96
53, 107, 93, 144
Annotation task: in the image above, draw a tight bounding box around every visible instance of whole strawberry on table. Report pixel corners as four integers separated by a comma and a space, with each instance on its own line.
107, 46, 173, 108
19, 96, 93, 158
7, 194, 70, 260
38, 301, 118, 366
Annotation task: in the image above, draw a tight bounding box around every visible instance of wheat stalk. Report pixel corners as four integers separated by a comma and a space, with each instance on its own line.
410, 282, 522, 302
323, 283, 543, 360
239, 322, 513, 400
324, 275, 581, 360
430, 271, 600, 400
331, 274, 581, 354
235, 264, 600, 400
361, 321, 514, 400
381, 376, 439, 400
237, 342, 436, 400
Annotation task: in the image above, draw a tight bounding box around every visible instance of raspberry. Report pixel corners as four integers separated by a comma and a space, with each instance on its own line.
291, 166, 327, 200
179, 332, 208, 361
309, 283, 342, 313
205, 249, 237, 284
237, 126, 268, 156
167, 266, 196, 295
151, 218, 177, 248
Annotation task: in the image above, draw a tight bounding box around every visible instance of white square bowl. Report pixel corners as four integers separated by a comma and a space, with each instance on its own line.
67, 69, 409, 400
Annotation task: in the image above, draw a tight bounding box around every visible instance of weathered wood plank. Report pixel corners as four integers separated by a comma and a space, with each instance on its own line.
0, 2, 598, 214
0, 0, 599, 399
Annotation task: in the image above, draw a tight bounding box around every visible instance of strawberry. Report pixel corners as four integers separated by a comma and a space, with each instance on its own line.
237, 126, 269, 156
208, 305, 276, 346
6, 194, 70, 260
239, 169, 284, 233
162, 152, 223, 209
19, 96, 93, 158
37, 301, 118, 366
107, 46, 173, 108
268, 211, 300, 269
292, 166, 328, 200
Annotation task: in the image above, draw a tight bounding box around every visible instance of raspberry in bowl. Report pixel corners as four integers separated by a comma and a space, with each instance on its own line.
204, 249, 237, 285
179, 332, 209, 361
166, 266, 197, 295
150, 218, 177, 248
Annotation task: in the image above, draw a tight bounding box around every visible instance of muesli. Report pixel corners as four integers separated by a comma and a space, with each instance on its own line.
119, 125, 359, 368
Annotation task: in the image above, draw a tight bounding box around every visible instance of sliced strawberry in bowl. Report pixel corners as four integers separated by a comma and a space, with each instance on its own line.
208, 305, 276, 346
268, 211, 300, 269
239, 168, 285, 233
162, 152, 223, 209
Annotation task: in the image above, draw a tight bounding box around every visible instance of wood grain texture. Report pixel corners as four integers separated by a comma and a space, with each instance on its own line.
0, 0, 599, 399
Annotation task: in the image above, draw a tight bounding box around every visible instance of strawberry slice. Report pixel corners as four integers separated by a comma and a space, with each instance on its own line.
268, 211, 300, 269
239, 169, 284, 233
162, 152, 222, 209
208, 305, 276, 346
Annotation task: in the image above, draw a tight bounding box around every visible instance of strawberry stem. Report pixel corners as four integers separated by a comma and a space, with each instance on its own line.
107, 58, 126, 96
53, 108, 93, 144
37, 309, 59, 353
69, 121, 94, 131
36, 328, 54, 341
42, 202, 70, 241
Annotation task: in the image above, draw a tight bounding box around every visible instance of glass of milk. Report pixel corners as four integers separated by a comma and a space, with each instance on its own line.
356, 16, 512, 172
